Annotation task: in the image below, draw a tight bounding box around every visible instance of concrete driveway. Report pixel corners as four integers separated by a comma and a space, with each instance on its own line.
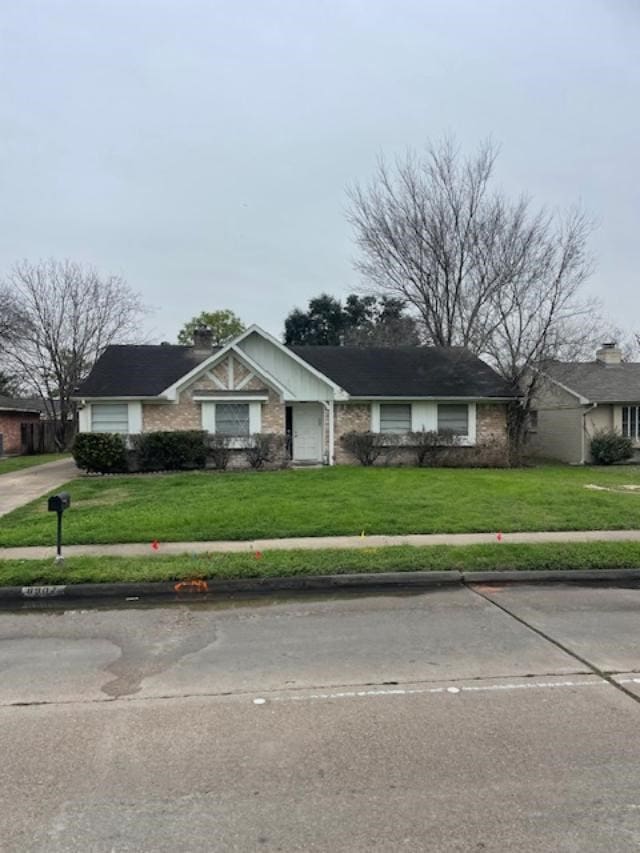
2, 584, 640, 851
0, 458, 79, 516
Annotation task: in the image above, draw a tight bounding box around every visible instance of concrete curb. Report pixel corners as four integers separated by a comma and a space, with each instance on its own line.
1, 568, 640, 602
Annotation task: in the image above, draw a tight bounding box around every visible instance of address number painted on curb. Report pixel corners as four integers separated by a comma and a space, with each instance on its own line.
21, 585, 67, 598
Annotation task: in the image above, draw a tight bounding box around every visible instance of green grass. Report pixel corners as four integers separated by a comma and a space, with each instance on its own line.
1, 541, 640, 586
0, 453, 69, 475
1, 465, 640, 548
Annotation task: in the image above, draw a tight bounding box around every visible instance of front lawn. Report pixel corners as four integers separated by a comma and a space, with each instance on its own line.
1, 541, 640, 586
0, 465, 639, 547
0, 453, 69, 475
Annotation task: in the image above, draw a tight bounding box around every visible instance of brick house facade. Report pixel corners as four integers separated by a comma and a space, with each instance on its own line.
0, 400, 41, 456
75, 325, 516, 466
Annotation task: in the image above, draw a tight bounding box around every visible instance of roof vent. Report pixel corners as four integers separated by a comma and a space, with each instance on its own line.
160, 341, 171, 347
596, 342, 622, 365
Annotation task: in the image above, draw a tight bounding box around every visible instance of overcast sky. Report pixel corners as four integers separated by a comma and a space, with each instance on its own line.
2, 0, 638, 343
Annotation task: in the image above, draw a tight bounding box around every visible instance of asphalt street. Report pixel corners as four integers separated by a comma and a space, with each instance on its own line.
2, 583, 640, 851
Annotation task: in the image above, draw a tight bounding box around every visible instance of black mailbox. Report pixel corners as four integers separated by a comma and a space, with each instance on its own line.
47, 492, 71, 561
48, 493, 71, 513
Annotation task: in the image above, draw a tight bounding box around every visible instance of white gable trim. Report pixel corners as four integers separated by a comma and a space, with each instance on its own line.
161, 324, 343, 400
162, 345, 286, 400
237, 325, 344, 393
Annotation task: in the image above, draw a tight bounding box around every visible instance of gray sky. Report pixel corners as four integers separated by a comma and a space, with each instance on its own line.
2, 0, 639, 343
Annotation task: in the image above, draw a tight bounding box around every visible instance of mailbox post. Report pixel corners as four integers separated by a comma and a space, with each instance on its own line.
47, 492, 71, 562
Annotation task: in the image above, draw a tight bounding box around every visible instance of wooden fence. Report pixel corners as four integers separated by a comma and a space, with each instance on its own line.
20, 421, 76, 454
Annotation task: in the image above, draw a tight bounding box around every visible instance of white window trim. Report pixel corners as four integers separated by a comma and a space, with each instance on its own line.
437, 402, 476, 446
128, 402, 142, 434
201, 401, 262, 446
619, 404, 640, 443
192, 394, 268, 402
79, 405, 91, 432
81, 401, 142, 434
370, 401, 477, 446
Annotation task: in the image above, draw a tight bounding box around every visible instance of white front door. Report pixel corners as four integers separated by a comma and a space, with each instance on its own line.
292, 405, 323, 462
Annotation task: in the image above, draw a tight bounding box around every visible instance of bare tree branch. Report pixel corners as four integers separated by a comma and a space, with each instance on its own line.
0, 259, 148, 448
348, 138, 599, 456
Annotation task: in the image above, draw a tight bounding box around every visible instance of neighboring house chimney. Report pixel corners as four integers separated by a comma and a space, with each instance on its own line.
596, 342, 622, 365
192, 325, 213, 352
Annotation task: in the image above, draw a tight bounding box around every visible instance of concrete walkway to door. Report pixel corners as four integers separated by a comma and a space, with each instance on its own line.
0, 458, 79, 517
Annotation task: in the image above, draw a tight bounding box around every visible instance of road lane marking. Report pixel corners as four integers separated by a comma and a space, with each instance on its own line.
255, 678, 608, 705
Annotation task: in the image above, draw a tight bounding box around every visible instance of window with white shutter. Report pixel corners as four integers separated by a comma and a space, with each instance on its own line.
91, 403, 129, 433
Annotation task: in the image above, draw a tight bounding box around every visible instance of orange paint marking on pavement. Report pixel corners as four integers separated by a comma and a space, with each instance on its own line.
174, 579, 209, 594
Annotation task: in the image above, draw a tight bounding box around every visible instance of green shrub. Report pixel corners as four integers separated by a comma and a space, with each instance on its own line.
133, 431, 208, 471
590, 429, 634, 465
72, 433, 128, 474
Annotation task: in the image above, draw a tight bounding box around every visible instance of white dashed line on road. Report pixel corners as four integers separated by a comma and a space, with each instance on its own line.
252, 678, 609, 705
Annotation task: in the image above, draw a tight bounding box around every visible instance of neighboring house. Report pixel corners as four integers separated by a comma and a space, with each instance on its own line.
74, 325, 516, 465
0, 397, 41, 456
528, 343, 640, 464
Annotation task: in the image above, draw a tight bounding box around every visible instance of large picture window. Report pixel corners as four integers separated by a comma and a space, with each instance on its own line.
91, 403, 129, 433
215, 403, 250, 436
437, 404, 469, 436
379, 404, 412, 433
622, 406, 640, 441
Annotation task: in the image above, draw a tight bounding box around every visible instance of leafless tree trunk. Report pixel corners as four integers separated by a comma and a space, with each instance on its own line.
0, 259, 147, 449
348, 138, 597, 459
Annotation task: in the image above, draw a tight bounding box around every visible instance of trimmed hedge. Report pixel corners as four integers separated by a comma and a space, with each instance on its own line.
72, 433, 128, 474
72, 431, 208, 474
133, 431, 208, 471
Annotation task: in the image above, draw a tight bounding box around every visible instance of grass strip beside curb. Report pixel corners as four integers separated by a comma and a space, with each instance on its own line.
2, 541, 640, 587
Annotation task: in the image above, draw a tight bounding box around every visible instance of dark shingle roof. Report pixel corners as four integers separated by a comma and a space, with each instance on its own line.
75, 345, 219, 397
544, 361, 640, 403
75, 342, 515, 399
290, 346, 515, 398
0, 396, 42, 414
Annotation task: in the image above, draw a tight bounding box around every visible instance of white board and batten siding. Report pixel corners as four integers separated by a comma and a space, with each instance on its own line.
79, 402, 142, 434
238, 332, 334, 401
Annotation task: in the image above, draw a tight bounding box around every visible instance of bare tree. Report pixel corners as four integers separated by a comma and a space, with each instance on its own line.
0, 259, 147, 448
348, 138, 596, 457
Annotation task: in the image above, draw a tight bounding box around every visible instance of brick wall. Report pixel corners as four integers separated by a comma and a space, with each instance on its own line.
142, 369, 286, 435
476, 404, 509, 445
0, 412, 40, 455
141, 377, 218, 431
261, 389, 285, 433
333, 403, 371, 464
